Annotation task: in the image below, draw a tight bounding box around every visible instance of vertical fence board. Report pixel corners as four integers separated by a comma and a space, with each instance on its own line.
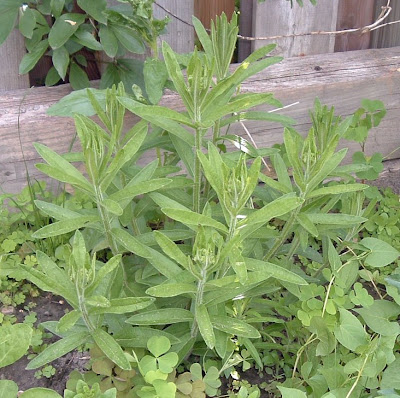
371, 0, 400, 48
334, 0, 375, 52
0, 30, 30, 91
238, 0, 253, 62
153, 0, 194, 53
194, 0, 235, 29
252, 0, 339, 58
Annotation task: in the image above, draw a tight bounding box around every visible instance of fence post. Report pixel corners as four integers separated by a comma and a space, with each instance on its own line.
194, 0, 235, 29
238, 0, 253, 62
251, 0, 339, 58
371, 0, 400, 48
0, 29, 30, 91
335, 0, 375, 52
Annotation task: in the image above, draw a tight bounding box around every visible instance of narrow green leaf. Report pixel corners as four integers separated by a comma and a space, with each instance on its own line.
108, 179, 172, 204
86, 254, 121, 296
306, 213, 367, 225
211, 316, 260, 338
73, 28, 103, 51
146, 283, 196, 298
92, 328, 131, 370
154, 231, 190, 270
26, 332, 90, 369
240, 196, 302, 230
192, 16, 213, 58
90, 297, 155, 315
126, 309, 194, 325
162, 41, 193, 116
35, 200, 81, 220
245, 258, 307, 285
296, 213, 318, 237
161, 208, 228, 233
31, 215, 99, 238
102, 199, 123, 216
307, 183, 367, 199
34, 143, 93, 191
112, 228, 182, 278
196, 304, 215, 349
57, 310, 81, 333
243, 338, 263, 368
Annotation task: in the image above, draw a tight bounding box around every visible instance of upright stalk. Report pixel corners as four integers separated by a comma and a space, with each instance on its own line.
193, 127, 204, 213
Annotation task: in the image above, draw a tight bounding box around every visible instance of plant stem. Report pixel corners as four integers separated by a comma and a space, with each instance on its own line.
191, 271, 207, 338
264, 205, 302, 262
193, 127, 204, 213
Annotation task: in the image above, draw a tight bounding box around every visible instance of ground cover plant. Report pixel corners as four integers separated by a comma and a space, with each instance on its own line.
1, 11, 400, 398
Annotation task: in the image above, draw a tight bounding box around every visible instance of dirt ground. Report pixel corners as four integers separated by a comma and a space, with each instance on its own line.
0, 294, 88, 394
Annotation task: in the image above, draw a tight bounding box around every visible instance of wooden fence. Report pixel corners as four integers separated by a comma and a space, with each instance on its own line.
1, 46, 399, 193
1, 1, 400, 193
1, 0, 400, 90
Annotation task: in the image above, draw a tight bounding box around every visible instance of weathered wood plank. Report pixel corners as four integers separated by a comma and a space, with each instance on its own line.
252, 0, 339, 57
0, 29, 30, 91
153, 0, 194, 54
334, 0, 375, 52
1, 47, 400, 193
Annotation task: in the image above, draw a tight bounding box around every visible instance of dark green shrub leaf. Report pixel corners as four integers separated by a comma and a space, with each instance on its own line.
45, 66, 62, 86
0, 6, 19, 46
99, 25, 118, 58
278, 387, 307, 398
109, 23, 145, 54
77, 0, 107, 23
48, 13, 85, 49
52, 45, 69, 80
19, 39, 49, 74
69, 62, 90, 90
19, 7, 36, 38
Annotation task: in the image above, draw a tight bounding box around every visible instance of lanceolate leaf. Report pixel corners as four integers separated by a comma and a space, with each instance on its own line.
126, 309, 194, 325
92, 328, 131, 370
245, 258, 307, 285
19, 39, 49, 75
161, 208, 228, 233
146, 283, 196, 298
89, 297, 155, 315
26, 332, 90, 369
196, 304, 215, 349
48, 13, 85, 49
31, 215, 99, 238
211, 316, 260, 338
306, 213, 367, 225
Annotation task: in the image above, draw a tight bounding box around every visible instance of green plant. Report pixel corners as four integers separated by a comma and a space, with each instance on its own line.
2, 12, 400, 398
0, 0, 168, 91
